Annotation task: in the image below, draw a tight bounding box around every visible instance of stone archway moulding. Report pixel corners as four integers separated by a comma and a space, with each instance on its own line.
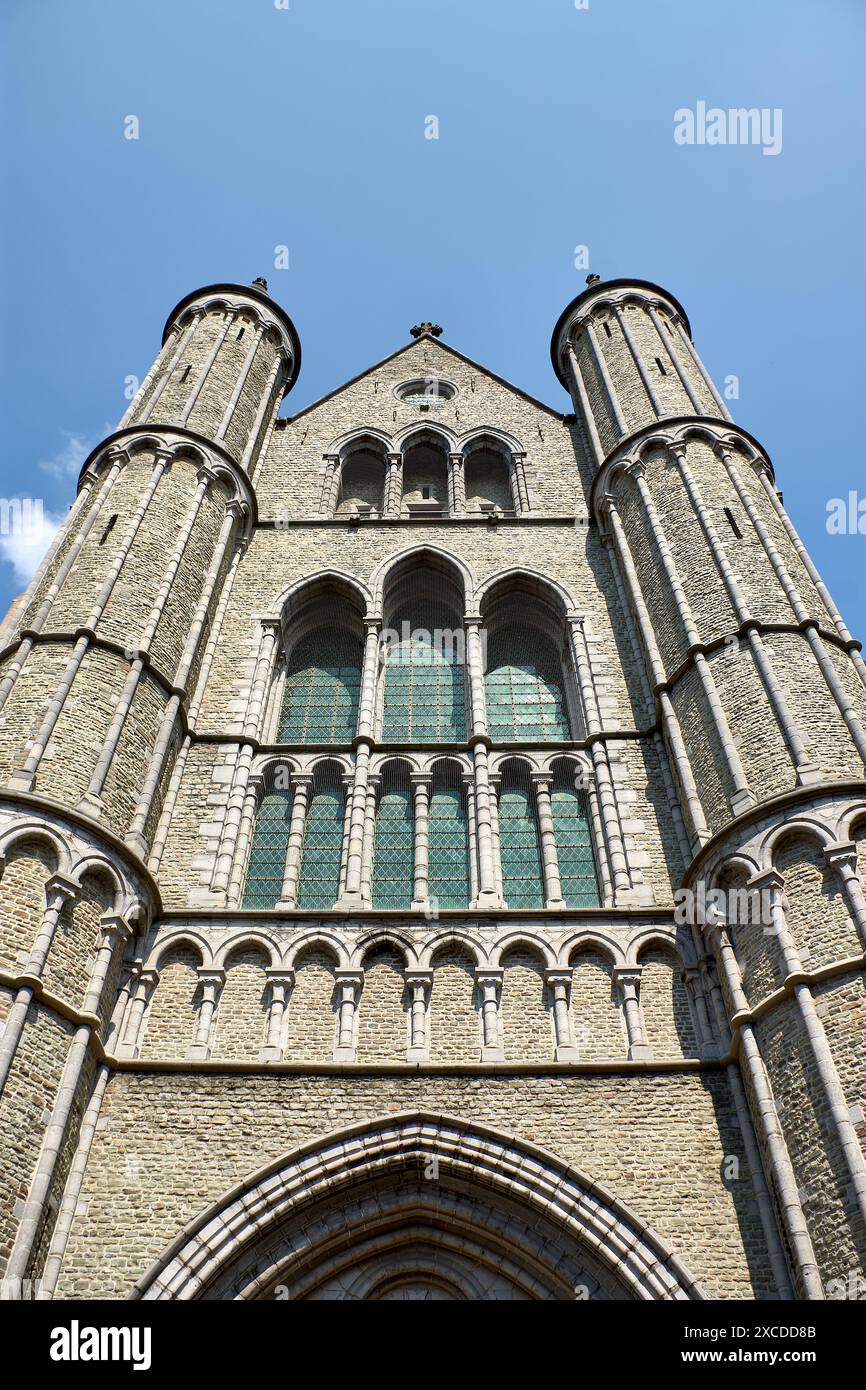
130, 1111, 706, 1301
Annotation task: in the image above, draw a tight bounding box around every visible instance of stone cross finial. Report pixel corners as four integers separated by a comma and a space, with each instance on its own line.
585, 273, 601, 286
251, 276, 269, 293
410, 322, 443, 338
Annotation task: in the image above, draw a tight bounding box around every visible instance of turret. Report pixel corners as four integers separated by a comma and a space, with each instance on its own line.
552, 276, 866, 1297
120, 278, 300, 470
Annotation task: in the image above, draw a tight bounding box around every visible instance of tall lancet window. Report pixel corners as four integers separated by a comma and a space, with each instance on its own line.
498, 761, 544, 909
485, 624, 573, 742
551, 761, 600, 907
242, 774, 292, 909
372, 763, 415, 909
278, 628, 362, 744
297, 764, 346, 910
428, 761, 470, 908
381, 567, 467, 742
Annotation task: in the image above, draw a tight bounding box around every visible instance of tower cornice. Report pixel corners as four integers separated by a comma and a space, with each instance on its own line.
550, 278, 692, 388
161, 281, 302, 391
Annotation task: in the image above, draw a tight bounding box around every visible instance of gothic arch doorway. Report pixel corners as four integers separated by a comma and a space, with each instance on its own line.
130, 1113, 705, 1301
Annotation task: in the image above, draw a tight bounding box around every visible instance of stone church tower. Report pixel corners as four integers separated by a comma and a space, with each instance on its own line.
0, 274, 865, 1300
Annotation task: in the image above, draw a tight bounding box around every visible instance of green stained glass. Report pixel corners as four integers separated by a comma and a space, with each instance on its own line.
242, 787, 292, 909
552, 768, 600, 908
485, 625, 572, 741
297, 776, 346, 910
498, 767, 544, 908
278, 629, 361, 744
372, 780, 414, 909
382, 598, 466, 743
429, 785, 470, 909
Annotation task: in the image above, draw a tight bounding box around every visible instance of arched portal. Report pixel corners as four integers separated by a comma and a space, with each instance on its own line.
131, 1113, 705, 1301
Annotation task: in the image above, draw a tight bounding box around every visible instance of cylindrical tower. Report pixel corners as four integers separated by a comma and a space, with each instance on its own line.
0, 279, 300, 1287
553, 276, 866, 1297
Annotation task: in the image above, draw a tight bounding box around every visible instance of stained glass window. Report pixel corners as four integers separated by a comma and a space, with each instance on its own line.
382, 598, 466, 742
429, 774, 470, 909
498, 763, 544, 909
551, 764, 600, 907
485, 625, 572, 741
278, 629, 362, 744
297, 770, 346, 910
372, 770, 415, 909
242, 784, 292, 909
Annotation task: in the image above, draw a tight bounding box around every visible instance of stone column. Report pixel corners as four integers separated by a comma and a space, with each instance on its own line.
242, 347, 286, 472
488, 774, 505, 903
116, 965, 158, 1059
545, 969, 578, 1060
261, 969, 294, 1062
384, 452, 403, 517
531, 773, 566, 908
0, 874, 79, 1096
476, 968, 504, 1062
464, 615, 488, 737
227, 771, 264, 909
138, 310, 203, 424
411, 772, 432, 909
358, 774, 380, 905
180, 310, 237, 423
216, 324, 266, 442
279, 774, 313, 908
356, 617, 382, 739
463, 772, 479, 903
646, 303, 705, 413
585, 318, 628, 435
406, 969, 433, 1061
564, 610, 633, 893
612, 303, 662, 417
613, 966, 652, 1060
510, 452, 530, 512
188, 968, 225, 1060
565, 343, 605, 467
448, 452, 466, 515
334, 970, 363, 1061
824, 842, 866, 948
320, 454, 342, 514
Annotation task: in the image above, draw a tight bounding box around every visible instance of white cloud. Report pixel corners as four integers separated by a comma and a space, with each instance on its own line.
39, 431, 90, 481
0, 504, 64, 585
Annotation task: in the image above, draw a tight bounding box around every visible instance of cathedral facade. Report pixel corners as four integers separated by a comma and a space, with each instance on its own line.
1, 274, 865, 1300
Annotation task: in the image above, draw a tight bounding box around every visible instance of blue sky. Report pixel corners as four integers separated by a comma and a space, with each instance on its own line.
1, 0, 864, 632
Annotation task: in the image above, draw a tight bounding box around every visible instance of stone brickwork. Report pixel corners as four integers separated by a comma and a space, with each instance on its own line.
0, 275, 864, 1300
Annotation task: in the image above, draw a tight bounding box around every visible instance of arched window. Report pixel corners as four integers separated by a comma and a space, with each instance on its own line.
242, 774, 292, 909
401, 434, 449, 514
337, 449, 385, 515
551, 762, 599, 907
498, 762, 544, 908
381, 568, 467, 742
464, 446, 514, 514
372, 765, 414, 909
428, 763, 470, 908
278, 628, 362, 744
297, 766, 346, 910
485, 624, 572, 741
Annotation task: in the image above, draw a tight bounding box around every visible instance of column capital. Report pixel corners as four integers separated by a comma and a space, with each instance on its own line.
475, 967, 504, 988
410, 771, 433, 790
44, 873, 79, 907
612, 965, 642, 988
335, 969, 364, 988
405, 968, 434, 989
824, 840, 858, 872
97, 914, 133, 945
265, 968, 295, 990
544, 968, 574, 988
530, 771, 554, 791
747, 868, 785, 895
196, 967, 226, 988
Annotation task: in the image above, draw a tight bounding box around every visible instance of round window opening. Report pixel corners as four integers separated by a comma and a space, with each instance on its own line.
396, 379, 457, 408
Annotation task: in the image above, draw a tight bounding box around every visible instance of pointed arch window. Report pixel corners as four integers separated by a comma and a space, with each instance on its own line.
551, 762, 600, 907
372, 766, 415, 909
485, 624, 572, 741
498, 762, 544, 909
297, 766, 346, 910
382, 573, 467, 742
428, 764, 470, 909
278, 628, 362, 744
242, 777, 292, 909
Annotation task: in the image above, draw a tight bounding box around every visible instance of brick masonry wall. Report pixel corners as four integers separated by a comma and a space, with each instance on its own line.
54, 1067, 774, 1300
